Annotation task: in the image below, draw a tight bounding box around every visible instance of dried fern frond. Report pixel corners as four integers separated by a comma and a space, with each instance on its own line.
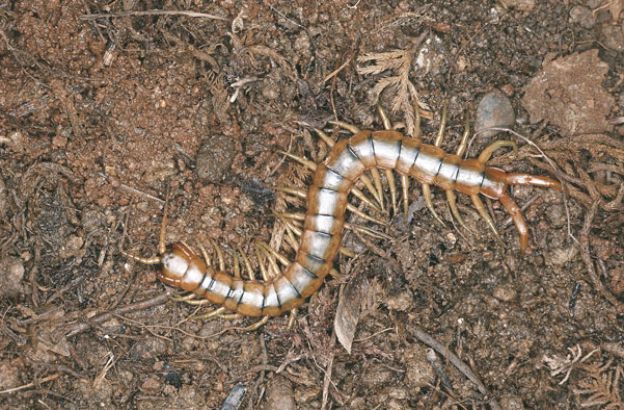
574, 362, 623, 409
356, 46, 429, 136
543, 345, 600, 385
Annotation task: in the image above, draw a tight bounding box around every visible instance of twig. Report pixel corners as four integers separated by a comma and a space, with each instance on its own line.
578, 201, 623, 310
411, 326, 502, 410
64, 293, 170, 337
81, 10, 229, 22
321, 329, 337, 410
0, 373, 60, 395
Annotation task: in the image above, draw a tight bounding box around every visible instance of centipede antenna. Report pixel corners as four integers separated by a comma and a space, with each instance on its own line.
122, 251, 161, 265
456, 111, 471, 158
400, 175, 410, 216
280, 150, 317, 171
470, 194, 504, 245
314, 128, 335, 147
329, 120, 360, 134
385, 169, 398, 216
446, 190, 472, 232
377, 105, 392, 130
370, 168, 385, 211
478, 140, 518, 163
434, 100, 449, 147
422, 184, 446, 226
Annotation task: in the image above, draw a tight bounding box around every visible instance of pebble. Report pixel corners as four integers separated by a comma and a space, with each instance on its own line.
195, 134, 237, 182
500, 394, 526, 410
499, 0, 535, 13
474, 89, 516, 138
601, 24, 624, 52
493, 285, 516, 302
569, 5, 595, 29
0, 257, 25, 299
265, 376, 296, 410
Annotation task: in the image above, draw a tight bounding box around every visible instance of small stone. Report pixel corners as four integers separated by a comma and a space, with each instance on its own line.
266, 376, 296, 410
601, 24, 624, 52
499, 0, 535, 13
609, 267, 624, 296
569, 5, 595, 29
475, 89, 516, 138
141, 377, 160, 393
493, 285, 516, 302
544, 203, 566, 227
385, 289, 413, 311
500, 394, 526, 410
52, 134, 68, 148
0, 257, 25, 299
60, 235, 84, 259
195, 134, 237, 182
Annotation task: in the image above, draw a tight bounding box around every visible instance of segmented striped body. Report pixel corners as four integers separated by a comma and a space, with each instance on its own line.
157, 130, 553, 317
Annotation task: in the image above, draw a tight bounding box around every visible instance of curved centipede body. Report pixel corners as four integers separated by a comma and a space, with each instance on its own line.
130, 128, 561, 318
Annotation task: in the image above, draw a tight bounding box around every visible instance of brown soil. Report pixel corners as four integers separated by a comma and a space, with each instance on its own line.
1, 1, 623, 409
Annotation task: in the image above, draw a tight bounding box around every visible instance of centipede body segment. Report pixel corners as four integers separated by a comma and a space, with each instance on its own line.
126, 127, 561, 318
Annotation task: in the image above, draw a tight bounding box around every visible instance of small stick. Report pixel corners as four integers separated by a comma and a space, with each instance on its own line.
0, 373, 60, 395
81, 10, 229, 21
64, 293, 170, 337
411, 326, 502, 410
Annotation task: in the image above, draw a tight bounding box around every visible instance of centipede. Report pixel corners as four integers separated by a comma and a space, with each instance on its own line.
125, 110, 561, 319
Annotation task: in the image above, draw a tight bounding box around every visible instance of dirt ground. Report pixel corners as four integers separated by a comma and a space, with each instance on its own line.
1, 1, 623, 409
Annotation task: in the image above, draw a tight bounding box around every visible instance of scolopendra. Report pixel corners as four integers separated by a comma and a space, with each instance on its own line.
124, 109, 561, 319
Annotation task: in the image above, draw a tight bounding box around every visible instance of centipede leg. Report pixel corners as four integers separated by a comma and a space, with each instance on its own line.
446, 190, 471, 232
456, 111, 471, 158
287, 309, 297, 329
329, 120, 360, 134
470, 194, 503, 245
191, 306, 227, 319
443, 114, 472, 229
370, 168, 385, 211
385, 169, 398, 216
478, 140, 518, 163
433, 100, 449, 147
423, 183, 446, 226
498, 193, 530, 254
241, 316, 269, 332
401, 175, 409, 216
